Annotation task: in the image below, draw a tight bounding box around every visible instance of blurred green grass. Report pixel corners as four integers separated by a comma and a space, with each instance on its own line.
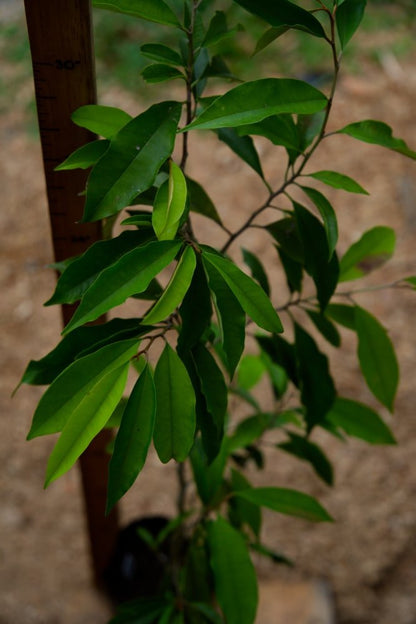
0, 1, 414, 130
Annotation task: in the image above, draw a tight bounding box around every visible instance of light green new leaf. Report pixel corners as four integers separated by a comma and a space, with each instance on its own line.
306, 170, 368, 194
141, 64, 184, 84
187, 177, 222, 225
208, 516, 258, 624
355, 306, 399, 411
339, 226, 396, 282
46, 230, 153, 306
63, 240, 181, 334
143, 246, 196, 324
337, 120, 416, 160
184, 79, 327, 132
237, 354, 266, 391
233, 0, 326, 38
55, 140, 109, 171
202, 248, 283, 334
336, 0, 366, 49
235, 487, 333, 522
27, 339, 139, 439
107, 365, 156, 512
326, 397, 396, 444
92, 0, 180, 26
83, 101, 181, 222
153, 344, 196, 463
301, 186, 338, 259
44, 363, 129, 487
152, 160, 187, 240
140, 43, 182, 66
71, 105, 132, 139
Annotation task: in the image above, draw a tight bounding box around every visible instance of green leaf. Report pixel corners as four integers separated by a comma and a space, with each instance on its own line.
227, 413, 271, 453
241, 248, 270, 295
256, 334, 298, 386
204, 263, 246, 377
152, 160, 188, 240
336, 0, 366, 49
143, 246, 196, 324
203, 10, 240, 47
253, 26, 289, 56
153, 343, 196, 463
107, 365, 156, 512
355, 306, 399, 411
249, 542, 293, 567
233, 0, 326, 38
404, 276, 416, 289
305, 309, 341, 347
228, 469, 262, 537
46, 230, 153, 306
63, 240, 181, 334
27, 339, 139, 439
326, 397, 396, 444
235, 487, 333, 522
187, 177, 222, 225
177, 257, 213, 353
109, 597, 168, 623
295, 323, 336, 431
55, 140, 109, 171
208, 516, 258, 624
337, 120, 416, 160
71, 105, 132, 139
339, 226, 396, 282
300, 186, 338, 259
44, 361, 129, 487
140, 43, 182, 66
237, 354, 266, 391
326, 303, 356, 330
83, 101, 181, 222
217, 128, 264, 178
190, 437, 228, 505
92, 0, 180, 26
293, 202, 339, 310
202, 248, 283, 334
238, 114, 300, 152
267, 217, 304, 263
306, 170, 368, 194
20, 318, 147, 387
278, 433, 334, 485
184, 79, 327, 131
141, 63, 184, 84
193, 344, 228, 445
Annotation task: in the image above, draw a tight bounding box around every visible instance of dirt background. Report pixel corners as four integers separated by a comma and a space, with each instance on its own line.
1, 3, 416, 623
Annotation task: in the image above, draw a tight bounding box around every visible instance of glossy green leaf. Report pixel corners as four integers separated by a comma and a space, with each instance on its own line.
339, 226, 396, 282
71, 105, 132, 138
193, 343, 227, 444
238, 114, 300, 152
233, 0, 326, 38
204, 262, 245, 376
253, 26, 289, 55
83, 101, 181, 222
326, 397, 396, 444
235, 487, 333, 522
202, 248, 283, 333
242, 248, 270, 295
217, 128, 264, 178
184, 79, 327, 131
20, 318, 146, 387
306, 170, 368, 194
295, 323, 336, 430
293, 202, 339, 310
27, 339, 139, 439
46, 230, 153, 306
337, 120, 416, 160
177, 257, 213, 353
187, 177, 222, 225
336, 0, 366, 49
44, 363, 129, 487
153, 343, 196, 463
208, 516, 258, 624
55, 140, 109, 171
92, 0, 180, 26
140, 43, 182, 66
153, 160, 188, 240
63, 240, 181, 334
143, 246, 196, 324
141, 64, 184, 84
355, 306, 399, 411
301, 186, 338, 259
107, 365, 156, 512
278, 433, 334, 485
305, 309, 341, 347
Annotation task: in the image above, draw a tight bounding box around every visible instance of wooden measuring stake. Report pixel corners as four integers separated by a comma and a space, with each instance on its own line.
24, 0, 119, 586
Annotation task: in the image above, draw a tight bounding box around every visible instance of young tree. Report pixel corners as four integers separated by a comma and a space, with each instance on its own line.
20, 1, 416, 622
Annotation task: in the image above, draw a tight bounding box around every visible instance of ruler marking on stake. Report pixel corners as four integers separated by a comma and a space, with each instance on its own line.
24, 0, 119, 586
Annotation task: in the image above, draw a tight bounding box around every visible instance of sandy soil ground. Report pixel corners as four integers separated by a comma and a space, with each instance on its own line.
1, 9, 416, 624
